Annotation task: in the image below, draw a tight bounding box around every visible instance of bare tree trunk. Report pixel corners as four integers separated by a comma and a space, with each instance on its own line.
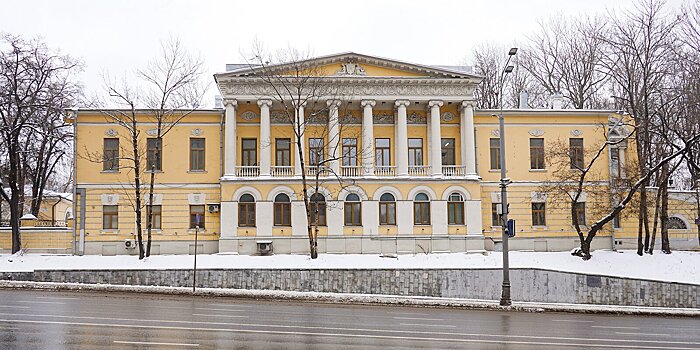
696, 184, 700, 246
660, 173, 671, 254
131, 118, 145, 260
649, 182, 663, 255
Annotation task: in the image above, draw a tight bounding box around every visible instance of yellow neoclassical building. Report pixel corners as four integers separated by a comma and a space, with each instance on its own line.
70, 52, 699, 255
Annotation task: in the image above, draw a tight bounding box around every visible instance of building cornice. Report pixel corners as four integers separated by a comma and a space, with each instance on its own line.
217, 77, 478, 100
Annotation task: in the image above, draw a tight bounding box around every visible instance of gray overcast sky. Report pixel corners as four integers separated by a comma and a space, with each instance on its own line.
0, 0, 686, 107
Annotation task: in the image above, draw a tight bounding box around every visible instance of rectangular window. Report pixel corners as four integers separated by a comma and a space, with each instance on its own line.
408, 138, 423, 166
530, 138, 545, 170
448, 201, 464, 225
102, 205, 118, 230
531, 202, 546, 226
613, 213, 621, 229
570, 138, 584, 169
103, 138, 119, 171
413, 202, 431, 225
342, 138, 358, 166
275, 138, 291, 166
490, 138, 501, 170
375, 138, 391, 166
441, 138, 456, 166
379, 201, 396, 225
190, 205, 205, 229
147, 138, 162, 171
147, 205, 162, 230
274, 202, 291, 226
573, 202, 586, 226
189, 138, 205, 171
238, 202, 256, 227
309, 138, 325, 166
611, 147, 620, 177
241, 138, 257, 166
344, 202, 362, 226
491, 203, 501, 227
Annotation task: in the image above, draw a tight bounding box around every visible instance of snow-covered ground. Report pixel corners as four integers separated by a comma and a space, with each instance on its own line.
1, 250, 698, 285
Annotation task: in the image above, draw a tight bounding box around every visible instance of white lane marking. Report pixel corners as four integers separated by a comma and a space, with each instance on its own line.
617, 332, 673, 337
393, 317, 443, 321
35, 296, 79, 300
0, 306, 30, 309
192, 314, 247, 319
388, 312, 429, 316
400, 323, 456, 328
207, 303, 253, 308
194, 307, 248, 312
114, 340, 199, 347
552, 319, 595, 323
17, 301, 66, 305
592, 326, 641, 330
1, 313, 699, 346
0, 318, 697, 350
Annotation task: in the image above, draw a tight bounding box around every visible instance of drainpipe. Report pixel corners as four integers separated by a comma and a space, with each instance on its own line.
219, 109, 224, 178
71, 108, 78, 255
77, 188, 86, 255
50, 198, 60, 226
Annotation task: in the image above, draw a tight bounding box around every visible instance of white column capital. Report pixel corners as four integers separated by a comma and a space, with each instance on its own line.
327, 99, 342, 109
460, 100, 475, 110
428, 100, 444, 108
224, 99, 238, 108
361, 99, 376, 108
394, 100, 410, 108
257, 99, 273, 108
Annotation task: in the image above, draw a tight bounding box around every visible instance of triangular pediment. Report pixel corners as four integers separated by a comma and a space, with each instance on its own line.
218, 52, 480, 80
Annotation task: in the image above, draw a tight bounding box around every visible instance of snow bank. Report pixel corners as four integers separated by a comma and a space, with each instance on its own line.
1, 250, 698, 285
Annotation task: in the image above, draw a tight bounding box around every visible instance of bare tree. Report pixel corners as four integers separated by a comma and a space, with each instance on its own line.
520, 14, 610, 109
90, 38, 206, 259
601, 0, 681, 256
469, 43, 545, 109
139, 39, 207, 257
0, 33, 81, 253
543, 113, 700, 259
246, 45, 366, 259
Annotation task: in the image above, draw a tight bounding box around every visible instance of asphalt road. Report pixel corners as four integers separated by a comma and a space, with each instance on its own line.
0, 289, 698, 349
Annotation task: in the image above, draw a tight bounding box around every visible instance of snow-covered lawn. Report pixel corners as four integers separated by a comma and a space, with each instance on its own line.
1, 250, 698, 285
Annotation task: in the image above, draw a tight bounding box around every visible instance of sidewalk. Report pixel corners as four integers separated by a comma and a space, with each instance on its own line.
2, 280, 698, 317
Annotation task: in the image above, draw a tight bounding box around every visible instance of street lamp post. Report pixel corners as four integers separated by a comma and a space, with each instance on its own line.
498, 47, 517, 307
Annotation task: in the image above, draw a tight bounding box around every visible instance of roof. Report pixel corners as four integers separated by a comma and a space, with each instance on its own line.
216, 52, 482, 80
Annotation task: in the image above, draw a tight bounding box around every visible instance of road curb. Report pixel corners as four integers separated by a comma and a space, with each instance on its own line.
1, 280, 699, 317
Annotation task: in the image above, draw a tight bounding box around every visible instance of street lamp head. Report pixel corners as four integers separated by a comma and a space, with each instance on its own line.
504, 65, 514, 73
508, 47, 518, 56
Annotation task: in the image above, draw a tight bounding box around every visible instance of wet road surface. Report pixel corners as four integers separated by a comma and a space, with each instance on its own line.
0, 289, 698, 349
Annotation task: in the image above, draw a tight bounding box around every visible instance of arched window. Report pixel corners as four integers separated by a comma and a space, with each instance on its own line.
448, 192, 464, 225
668, 216, 688, 230
238, 194, 256, 227
379, 193, 396, 225
310, 193, 326, 226
274, 193, 291, 226
344, 193, 362, 226
414, 193, 431, 225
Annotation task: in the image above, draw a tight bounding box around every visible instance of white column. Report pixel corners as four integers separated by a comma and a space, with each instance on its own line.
429, 100, 443, 176
327, 100, 341, 176
257, 99, 272, 177
223, 99, 237, 176
361, 100, 376, 176
294, 103, 306, 176
395, 100, 410, 177
460, 101, 477, 176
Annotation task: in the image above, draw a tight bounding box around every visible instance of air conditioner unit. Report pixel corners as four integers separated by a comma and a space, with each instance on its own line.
207, 203, 220, 213
124, 239, 136, 249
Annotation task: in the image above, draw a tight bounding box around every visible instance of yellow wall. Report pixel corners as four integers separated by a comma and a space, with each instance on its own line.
75, 110, 222, 243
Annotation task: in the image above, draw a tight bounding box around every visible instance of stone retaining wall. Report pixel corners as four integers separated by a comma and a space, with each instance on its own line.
2, 268, 697, 308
